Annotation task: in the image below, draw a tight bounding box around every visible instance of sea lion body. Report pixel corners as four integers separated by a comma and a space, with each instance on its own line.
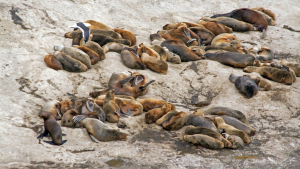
163, 47, 181, 64
61, 109, 82, 128
70, 29, 122, 44
113, 28, 136, 46
250, 7, 276, 21
244, 72, 272, 91
281, 59, 300, 77
80, 40, 105, 61
223, 133, 244, 149
103, 42, 128, 53
137, 45, 160, 59
74, 46, 100, 65
229, 74, 259, 98
121, 47, 147, 69
185, 114, 218, 132
221, 115, 256, 136
103, 90, 120, 123
189, 46, 205, 57
158, 111, 189, 130
141, 53, 168, 74
108, 71, 132, 88
199, 20, 232, 36
165, 26, 200, 46
60, 100, 75, 115
204, 52, 255, 68
200, 17, 254, 32
203, 107, 249, 125
115, 98, 143, 116
143, 43, 168, 62
54, 51, 88, 72
44, 55, 63, 70
183, 134, 224, 150
145, 103, 173, 124
137, 98, 175, 112
92, 34, 131, 47
42, 100, 62, 120
75, 99, 106, 122
163, 22, 205, 30
255, 47, 274, 62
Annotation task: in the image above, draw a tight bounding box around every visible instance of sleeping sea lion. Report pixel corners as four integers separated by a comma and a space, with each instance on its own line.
229, 74, 259, 98
44, 55, 63, 70
54, 51, 88, 72
199, 17, 254, 32
113, 28, 137, 46
204, 52, 255, 68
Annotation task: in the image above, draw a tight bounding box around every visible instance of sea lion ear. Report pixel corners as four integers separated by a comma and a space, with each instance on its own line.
86, 100, 94, 112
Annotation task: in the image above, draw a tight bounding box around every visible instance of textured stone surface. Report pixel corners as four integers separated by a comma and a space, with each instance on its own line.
0, 0, 300, 168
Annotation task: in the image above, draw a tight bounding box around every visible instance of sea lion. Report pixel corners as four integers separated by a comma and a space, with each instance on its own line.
37, 111, 67, 145
161, 40, 201, 62
70, 29, 122, 44
254, 47, 274, 62
243, 72, 272, 91
144, 103, 173, 124
215, 117, 251, 144
220, 115, 256, 136
250, 8, 275, 25
185, 114, 218, 132
210, 33, 238, 48
102, 42, 128, 53
103, 90, 121, 123
108, 71, 132, 88
281, 59, 300, 77
229, 74, 259, 99
199, 17, 254, 32
162, 25, 200, 46
189, 46, 205, 58
54, 51, 88, 72
44, 55, 63, 70
94, 95, 136, 107
73, 116, 128, 142
250, 7, 276, 21
158, 111, 189, 130
142, 43, 168, 62
184, 125, 232, 148
79, 34, 106, 61
74, 99, 106, 122
163, 47, 181, 64
141, 53, 168, 74
150, 33, 165, 42
61, 109, 82, 128
211, 8, 268, 38
268, 62, 296, 82
74, 46, 100, 65
137, 98, 176, 112
183, 134, 224, 150
113, 28, 137, 46
84, 20, 113, 31
137, 44, 160, 59
222, 133, 244, 149
204, 52, 255, 68
189, 27, 215, 45
54, 46, 92, 69
202, 107, 249, 125
121, 47, 147, 70
115, 98, 143, 116
243, 66, 294, 85
91, 33, 131, 47
199, 20, 233, 36
163, 22, 205, 30
42, 100, 62, 120
60, 100, 75, 115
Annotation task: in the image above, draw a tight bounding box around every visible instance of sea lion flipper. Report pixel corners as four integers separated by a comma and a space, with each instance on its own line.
187, 39, 197, 44
183, 27, 191, 38
61, 140, 67, 145
37, 132, 49, 139
140, 80, 155, 90
62, 133, 67, 136
90, 134, 100, 143
86, 100, 94, 112
135, 75, 144, 86
73, 115, 86, 123
56, 108, 62, 117
119, 76, 135, 87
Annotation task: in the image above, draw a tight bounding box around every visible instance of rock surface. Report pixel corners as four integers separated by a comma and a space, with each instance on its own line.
1, 0, 300, 168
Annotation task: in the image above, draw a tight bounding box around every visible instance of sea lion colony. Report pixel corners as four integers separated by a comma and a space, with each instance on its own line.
39, 7, 298, 149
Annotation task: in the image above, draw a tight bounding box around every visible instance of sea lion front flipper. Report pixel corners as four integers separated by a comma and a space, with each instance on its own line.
86, 100, 95, 112
183, 27, 191, 38
73, 115, 87, 123
90, 134, 100, 143
187, 39, 197, 44
62, 133, 67, 136
37, 131, 49, 139
43, 140, 67, 145
56, 108, 62, 118
121, 107, 133, 116
119, 76, 135, 87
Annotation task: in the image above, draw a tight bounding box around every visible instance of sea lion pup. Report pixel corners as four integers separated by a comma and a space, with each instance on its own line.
254, 47, 274, 62
73, 116, 128, 142
102, 42, 128, 53
115, 98, 143, 116
211, 8, 268, 38
60, 100, 75, 115
185, 114, 218, 132
189, 27, 215, 45
281, 59, 300, 77
184, 134, 224, 150
160, 111, 189, 130
141, 53, 168, 74
229, 74, 259, 99
189, 46, 205, 58
113, 28, 137, 46
243, 72, 272, 91
163, 47, 181, 64
37, 111, 67, 145
136, 98, 176, 112
42, 100, 62, 120
44, 55, 63, 70
204, 52, 255, 68
243, 66, 294, 85
74, 46, 99, 65
215, 117, 251, 144
121, 47, 147, 70
199, 17, 254, 32
91, 34, 131, 47
54, 51, 88, 72
74, 99, 106, 122
220, 115, 256, 136
163, 22, 205, 30
108, 71, 132, 88
222, 133, 244, 149
103, 90, 121, 123
250, 7, 276, 21
84, 20, 113, 31
203, 107, 249, 125
61, 109, 82, 128
144, 103, 173, 124
54, 45, 92, 69
199, 20, 233, 36
184, 125, 232, 148
161, 40, 201, 62
79, 34, 106, 61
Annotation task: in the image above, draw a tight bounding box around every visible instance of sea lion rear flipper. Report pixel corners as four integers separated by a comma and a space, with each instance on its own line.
86, 100, 95, 112
73, 115, 87, 123
183, 27, 191, 38
90, 134, 100, 143
120, 76, 135, 87
61, 140, 67, 145
37, 131, 49, 139
43, 140, 67, 145
122, 106, 133, 116
139, 80, 155, 90
62, 133, 67, 136
56, 108, 62, 118
134, 75, 144, 86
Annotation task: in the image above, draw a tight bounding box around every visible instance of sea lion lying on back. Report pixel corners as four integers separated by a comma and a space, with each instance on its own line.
161, 25, 200, 46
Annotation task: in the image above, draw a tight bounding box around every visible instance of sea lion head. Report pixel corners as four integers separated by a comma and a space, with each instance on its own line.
38, 111, 51, 119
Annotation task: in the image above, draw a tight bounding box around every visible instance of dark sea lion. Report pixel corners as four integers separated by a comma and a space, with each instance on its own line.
281, 59, 300, 77
255, 47, 274, 62
54, 51, 88, 72
220, 115, 256, 136
73, 116, 128, 142
204, 52, 255, 68
229, 74, 259, 98
161, 40, 201, 62
199, 20, 233, 36
137, 98, 176, 112
189, 26, 215, 45
42, 100, 62, 120
185, 125, 232, 148
183, 134, 224, 150
113, 28, 137, 46
121, 47, 147, 70
243, 66, 294, 85
44, 55, 63, 70
74, 46, 100, 65
215, 117, 251, 144
222, 133, 244, 149
185, 114, 218, 132
243, 72, 272, 91
200, 17, 254, 32
161, 111, 189, 130
250, 8, 275, 25
37, 111, 67, 145
250, 7, 276, 20
141, 53, 168, 74
69, 29, 122, 44
145, 103, 173, 124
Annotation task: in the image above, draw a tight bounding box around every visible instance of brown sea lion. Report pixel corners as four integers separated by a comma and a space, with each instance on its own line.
121, 47, 147, 70
137, 44, 160, 59
250, 7, 276, 21
69, 29, 122, 44
44, 55, 63, 70
108, 71, 132, 88
200, 17, 254, 32
145, 103, 173, 124
159, 111, 189, 130
199, 20, 233, 36
220, 115, 256, 136
141, 53, 168, 74
254, 47, 274, 62
79, 34, 106, 61
229, 74, 260, 99
137, 98, 176, 112
185, 114, 218, 132
54, 51, 88, 72
150, 33, 165, 42
102, 42, 128, 53
142, 43, 168, 62
243, 72, 272, 91
103, 90, 121, 123
210, 33, 237, 47
74, 46, 100, 65
161, 40, 201, 62
84, 20, 113, 31
163, 22, 205, 30
74, 99, 106, 122
94, 95, 136, 108
184, 125, 232, 148
115, 98, 143, 116
189, 46, 205, 57
163, 47, 182, 64
204, 52, 255, 68
73, 116, 128, 142
113, 28, 137, 46
243, 66, 294, 85
37, 111, 67, 145
61, 109, 82, 128
183, 134, 224, 150
60, 100, 75, 115
42, 100, 62, 120
281, 59, 300, 77
211, 8, 268, 38
189, 26, 215, 45
215, 117, 251, 144
222, 133, 244, 149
